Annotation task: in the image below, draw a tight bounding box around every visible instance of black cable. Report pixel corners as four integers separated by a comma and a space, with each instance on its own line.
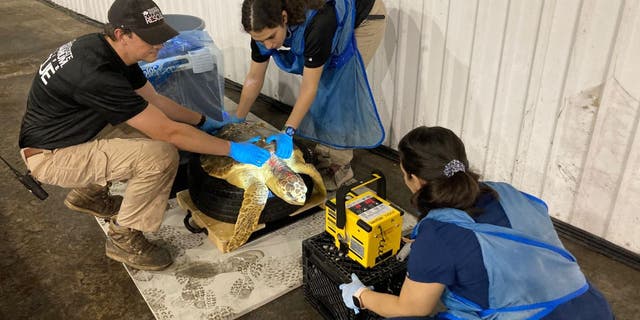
0, 154, 49, 200
378, 225, 386, 259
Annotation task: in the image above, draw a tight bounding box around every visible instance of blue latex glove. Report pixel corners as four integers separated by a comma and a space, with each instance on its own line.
198, 111, 243, 134
265, 132, 293, 159
228, 136, 270, 167
199, 115, 227, 134
228, 113, 246, 124
339, 273, 372, 314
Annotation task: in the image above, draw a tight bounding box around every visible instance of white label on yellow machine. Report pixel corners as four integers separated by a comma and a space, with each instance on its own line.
348, 194, 393, 222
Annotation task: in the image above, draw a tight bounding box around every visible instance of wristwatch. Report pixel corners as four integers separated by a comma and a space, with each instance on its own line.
196, 114, 207, 127
352, 296, 362, 309
283, 125, 296, 137
352, 287, 367, 309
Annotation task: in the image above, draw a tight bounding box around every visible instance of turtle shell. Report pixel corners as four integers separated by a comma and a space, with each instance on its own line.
194, 121, 327, 252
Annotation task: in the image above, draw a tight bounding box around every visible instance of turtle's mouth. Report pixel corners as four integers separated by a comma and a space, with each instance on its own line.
281, 191, 303, 205
267, 187, 306, 206
283, 190, 306, 205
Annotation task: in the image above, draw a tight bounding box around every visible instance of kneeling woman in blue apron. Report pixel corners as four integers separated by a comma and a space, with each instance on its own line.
233, 0, 387, 191
339, 126, 615, 319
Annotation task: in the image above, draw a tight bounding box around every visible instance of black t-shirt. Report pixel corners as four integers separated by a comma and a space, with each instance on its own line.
19, 33, 148, 149
355, 0, 376, 27
251, 0, 375, 68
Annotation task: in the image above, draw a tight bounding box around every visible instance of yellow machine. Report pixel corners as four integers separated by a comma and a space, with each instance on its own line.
325, 170, 403, 268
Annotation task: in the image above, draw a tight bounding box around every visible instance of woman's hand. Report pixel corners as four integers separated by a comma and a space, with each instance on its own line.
265, 132, 293, 159
339, 273, 373, 314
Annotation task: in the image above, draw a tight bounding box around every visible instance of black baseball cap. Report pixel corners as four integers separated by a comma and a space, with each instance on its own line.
108, 0, 178, 45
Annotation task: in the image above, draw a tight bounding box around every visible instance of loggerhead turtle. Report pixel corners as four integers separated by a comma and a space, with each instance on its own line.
199, 121, 326, 252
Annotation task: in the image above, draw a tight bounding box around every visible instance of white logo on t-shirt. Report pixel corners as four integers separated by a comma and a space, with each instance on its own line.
39, 40, 75, 85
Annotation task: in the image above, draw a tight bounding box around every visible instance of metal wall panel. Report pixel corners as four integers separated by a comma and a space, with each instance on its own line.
49, 0, 640, 253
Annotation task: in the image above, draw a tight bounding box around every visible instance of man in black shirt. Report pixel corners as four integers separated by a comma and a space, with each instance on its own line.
18, 0, 270, 271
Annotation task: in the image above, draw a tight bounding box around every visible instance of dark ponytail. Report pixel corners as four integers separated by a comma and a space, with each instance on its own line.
241, 0, 325, 33
398, 126, 496, 219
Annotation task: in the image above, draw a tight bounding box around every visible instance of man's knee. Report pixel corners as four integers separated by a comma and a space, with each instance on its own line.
140, 141, 179, 173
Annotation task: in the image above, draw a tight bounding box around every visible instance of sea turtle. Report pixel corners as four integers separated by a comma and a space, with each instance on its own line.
199, 121, 326, 252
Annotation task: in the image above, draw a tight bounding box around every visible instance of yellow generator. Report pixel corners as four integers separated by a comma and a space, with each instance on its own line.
325, 170, 403, 268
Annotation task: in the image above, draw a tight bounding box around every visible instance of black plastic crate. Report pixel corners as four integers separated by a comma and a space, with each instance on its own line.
302, 232, 407, 320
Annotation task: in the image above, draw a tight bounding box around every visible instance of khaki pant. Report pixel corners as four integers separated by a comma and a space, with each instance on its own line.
319, 0, 387, 166
22, 124, 179, 232
355, 0, 387, 66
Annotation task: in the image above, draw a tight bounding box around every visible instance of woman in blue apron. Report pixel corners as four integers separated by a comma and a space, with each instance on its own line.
339, 126, 615, 319
233, 0, 387, 191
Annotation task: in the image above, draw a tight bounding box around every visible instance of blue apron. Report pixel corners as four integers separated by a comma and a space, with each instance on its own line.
255, 0, 384, 149
411, 182, 588, 320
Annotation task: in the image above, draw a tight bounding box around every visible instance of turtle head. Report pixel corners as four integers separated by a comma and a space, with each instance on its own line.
270, 175, 307, 206
266, 157, 308, 206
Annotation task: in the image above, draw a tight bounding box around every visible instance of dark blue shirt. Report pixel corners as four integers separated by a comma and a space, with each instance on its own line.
407, 191, 614, 319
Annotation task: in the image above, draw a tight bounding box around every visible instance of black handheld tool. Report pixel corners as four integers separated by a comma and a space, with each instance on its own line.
0, 155, 48, 200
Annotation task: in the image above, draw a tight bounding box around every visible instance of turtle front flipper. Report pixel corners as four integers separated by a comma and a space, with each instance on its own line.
225, 177, 268, 252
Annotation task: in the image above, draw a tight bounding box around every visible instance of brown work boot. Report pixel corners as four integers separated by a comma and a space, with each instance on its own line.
64, 183, 122, 219
105, 217, 172, 271
320, 164, 355, 192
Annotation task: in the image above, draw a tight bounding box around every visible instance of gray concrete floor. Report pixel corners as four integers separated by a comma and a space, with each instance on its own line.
0, 1, 638, 319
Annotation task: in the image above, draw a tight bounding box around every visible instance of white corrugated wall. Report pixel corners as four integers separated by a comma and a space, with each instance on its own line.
49, 0, 640, 253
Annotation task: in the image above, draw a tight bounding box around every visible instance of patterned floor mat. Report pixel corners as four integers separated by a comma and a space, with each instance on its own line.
99, 99, 418, 319
97, 195, 326, 320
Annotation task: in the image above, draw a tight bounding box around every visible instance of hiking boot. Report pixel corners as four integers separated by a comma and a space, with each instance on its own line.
320, 164, 355, 192
64, 183, 122, 219
314, 145, 332, 170
105, 217, 172, 271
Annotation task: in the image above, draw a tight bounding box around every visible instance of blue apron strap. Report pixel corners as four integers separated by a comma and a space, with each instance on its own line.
447, 290, 484, 310
478, 283, 589, 318
520, 191, 548, 210
327, 28, 356, 69
436, 313, 469, 320
436, 290, 483, 320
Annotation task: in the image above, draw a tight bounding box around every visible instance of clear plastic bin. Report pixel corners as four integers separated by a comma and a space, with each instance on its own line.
139, 28, 225, 121
164, 14, 205, 31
